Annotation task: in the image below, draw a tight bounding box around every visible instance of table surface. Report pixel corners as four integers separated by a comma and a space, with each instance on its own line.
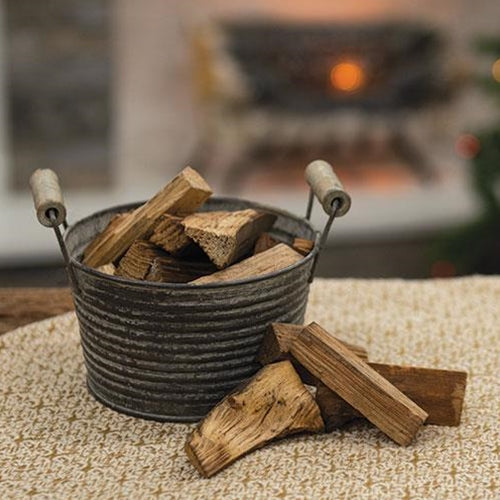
1, 276, 498, 499
0, 288, 73, 335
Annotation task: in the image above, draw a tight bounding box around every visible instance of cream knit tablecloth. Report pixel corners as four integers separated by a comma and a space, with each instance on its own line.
1, 277, 499, 500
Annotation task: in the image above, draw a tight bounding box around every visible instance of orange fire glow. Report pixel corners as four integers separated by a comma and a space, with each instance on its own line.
330, 61, 365, 93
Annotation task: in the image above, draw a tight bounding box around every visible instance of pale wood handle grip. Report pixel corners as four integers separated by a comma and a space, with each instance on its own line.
305, 160, 351, 217
29, 169, 67, 227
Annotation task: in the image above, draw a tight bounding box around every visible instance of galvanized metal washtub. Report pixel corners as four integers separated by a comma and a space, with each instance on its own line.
29, 161, 351, 422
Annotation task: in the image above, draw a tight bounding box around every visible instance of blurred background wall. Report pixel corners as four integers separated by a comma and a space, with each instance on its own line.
1, 0, 500, 286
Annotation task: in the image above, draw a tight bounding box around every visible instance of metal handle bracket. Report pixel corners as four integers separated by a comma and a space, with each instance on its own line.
304, 160, 351, 282
30, 169, 78, 292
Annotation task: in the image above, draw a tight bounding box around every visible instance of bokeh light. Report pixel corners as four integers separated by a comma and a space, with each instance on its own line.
455, 133, 481, 159
330, 61, 365, 93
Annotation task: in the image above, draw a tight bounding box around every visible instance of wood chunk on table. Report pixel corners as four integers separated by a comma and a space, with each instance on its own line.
258, 323, 368, 364
316, 364, 467, 431
149, 214, 192, 255
290, 322, 428, 446
182, 209, 277, 268
185, 360, 324, 477
189, 243, 302, 285
83, 166, 212, 268
257, 323, 368, 385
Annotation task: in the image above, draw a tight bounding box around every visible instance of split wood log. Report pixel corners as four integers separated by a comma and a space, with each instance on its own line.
257, 323, 368, 384
115, 240, 164, 280
96, 263, 116, 276
292, 237, 314, 256
185, 360, 324, 477
253, 234, 315, 257
116, 240, 214, 283
149, 214, 192, 255
290, 322, 428, 445
182, 209, 276, 268
145, 255, 216, 283
253, 232, 278, 254
83, 167, 212, 268
316, 364, 467, 430
189, 243, 302, 285
258, 323, 368, 364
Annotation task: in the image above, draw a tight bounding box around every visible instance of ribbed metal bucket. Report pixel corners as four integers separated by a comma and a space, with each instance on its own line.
65, 197, 319, 422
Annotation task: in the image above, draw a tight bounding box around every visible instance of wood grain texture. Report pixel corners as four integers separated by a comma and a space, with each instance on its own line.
292, 238, 314, 256
253, 232, 278, 255
83, 167, 212, 268
115, 240, 164, 280
257, 323, 368, 385
145, 256, 216, 283
189, 243, 302, 285
258, 323, 368, 364
116, 240, 214, 283
185, 360, 324, 477
316, 364, 467, 431
0, 288, 73, 335
253, 234, 314, 257
149, 214, 192, 255
183, 209, 276, 268
96, 263, 116, 276
290, 322, 428, 445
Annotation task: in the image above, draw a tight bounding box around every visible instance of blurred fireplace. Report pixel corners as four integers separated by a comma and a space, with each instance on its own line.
191, 20, 457, 194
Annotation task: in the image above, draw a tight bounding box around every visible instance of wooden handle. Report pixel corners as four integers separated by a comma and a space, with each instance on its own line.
305, 160, 351, 217
29, 169, 66, 227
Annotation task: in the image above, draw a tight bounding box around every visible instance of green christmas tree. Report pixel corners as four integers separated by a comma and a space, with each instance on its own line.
433, 37, 500, 275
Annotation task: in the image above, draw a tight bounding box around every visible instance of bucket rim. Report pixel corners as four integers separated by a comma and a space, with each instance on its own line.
65, 196, 320, 289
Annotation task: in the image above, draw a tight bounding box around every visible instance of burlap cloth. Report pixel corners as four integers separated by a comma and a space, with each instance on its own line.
1, 277, 499, 499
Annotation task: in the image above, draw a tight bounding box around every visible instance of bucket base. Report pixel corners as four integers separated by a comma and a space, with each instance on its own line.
87, 379, 204, 423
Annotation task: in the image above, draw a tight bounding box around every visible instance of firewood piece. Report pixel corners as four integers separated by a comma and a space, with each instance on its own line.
316, 364, 467, 431
83, 167, 212, 268
96, 263, 116, 276
254, 234, 314, 257
115, 240, 163, 280
185, 360, 324, 477
146, 255, 216, 283
116, 240, 215, 283
257, 323, 368, 385
290, 322, 428, 445
258, 323, 368, 364
182, 209, 277, 268
189, 243, 302, 285
149, 214, 192, 255
253, 232, 278, 255
293, 238, 314, 256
